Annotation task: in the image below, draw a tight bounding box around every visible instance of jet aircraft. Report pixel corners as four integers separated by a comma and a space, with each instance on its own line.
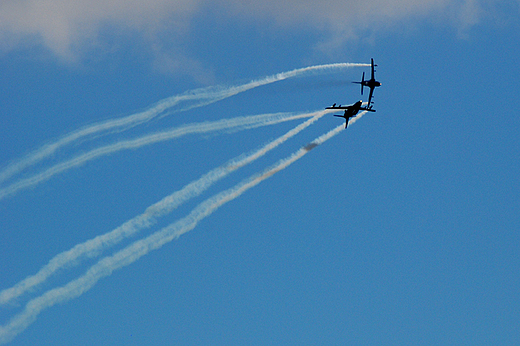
352, 58, 381, 109
326, 100, 375, 128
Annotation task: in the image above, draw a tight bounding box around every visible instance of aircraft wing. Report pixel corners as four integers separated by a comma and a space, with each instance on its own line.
326, 106, 352, 110
371, 58, 376, 79
366, 87, 375, 108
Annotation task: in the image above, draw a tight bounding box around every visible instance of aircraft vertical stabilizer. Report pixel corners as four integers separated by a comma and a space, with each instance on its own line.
360, 72, 364, 95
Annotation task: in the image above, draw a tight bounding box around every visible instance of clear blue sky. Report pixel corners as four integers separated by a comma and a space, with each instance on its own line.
1, 1, 519, 344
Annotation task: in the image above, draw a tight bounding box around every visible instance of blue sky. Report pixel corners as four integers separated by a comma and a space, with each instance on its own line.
1, 0, 519, 344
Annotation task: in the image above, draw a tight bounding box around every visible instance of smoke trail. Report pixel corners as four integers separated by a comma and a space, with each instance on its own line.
0, 110, 328, 306
0, 116, 355, 344
160, 62, 371, 117
0, 63, 369, 185
0, 110, 323, 201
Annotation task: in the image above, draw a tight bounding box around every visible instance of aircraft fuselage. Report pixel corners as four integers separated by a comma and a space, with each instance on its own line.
365, 80, 381, 88
330, 100, 364, 128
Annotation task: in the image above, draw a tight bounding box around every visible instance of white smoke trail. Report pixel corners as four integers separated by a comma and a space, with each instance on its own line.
0, 63, 369, 185
0, 110, 323, 201
0, 116, 354, 345
161, 62, 370, 117
0, 110, 328, 306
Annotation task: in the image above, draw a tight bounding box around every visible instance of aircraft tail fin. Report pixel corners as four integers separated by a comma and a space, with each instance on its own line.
360, 72, 365, 95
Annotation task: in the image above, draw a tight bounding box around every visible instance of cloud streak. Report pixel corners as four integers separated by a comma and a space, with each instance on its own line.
0, 117, 351, 345
0, 110, 327, 306
0, 0, 493, 61
0, 0, 200, 59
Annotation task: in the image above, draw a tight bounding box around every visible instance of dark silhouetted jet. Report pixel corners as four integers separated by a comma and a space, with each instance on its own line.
326, 100, 375, 128
353, 58, 381, 109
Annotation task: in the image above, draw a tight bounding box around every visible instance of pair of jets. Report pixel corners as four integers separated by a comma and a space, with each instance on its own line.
326, 58, 382, 128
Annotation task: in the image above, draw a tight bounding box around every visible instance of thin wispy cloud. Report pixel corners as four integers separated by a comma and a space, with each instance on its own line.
0, 0, 199, 59
0, 0, 495, 62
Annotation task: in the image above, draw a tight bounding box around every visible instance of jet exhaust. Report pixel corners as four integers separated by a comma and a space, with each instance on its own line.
0, 110, 328, 306
0, 111, 321, 201
0, 64, 371, 344
0, 120, 347, 344
0, 63, 368, 186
